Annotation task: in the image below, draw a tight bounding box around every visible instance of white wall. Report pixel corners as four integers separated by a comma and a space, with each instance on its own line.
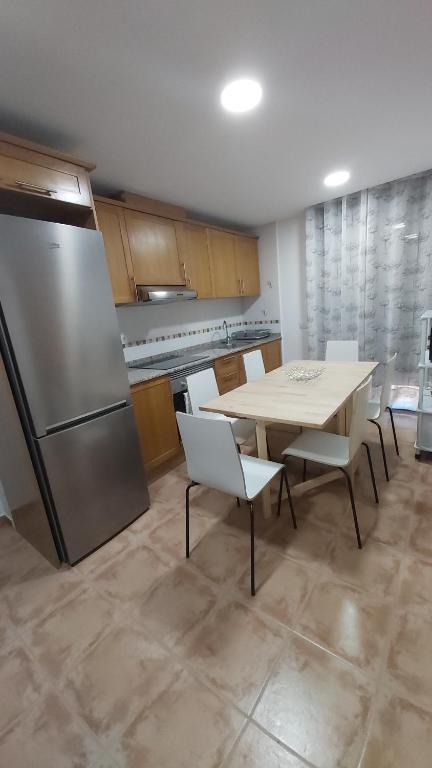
242, 223, 281, 332
276, 216, 307, 361
244, 217, 306, 363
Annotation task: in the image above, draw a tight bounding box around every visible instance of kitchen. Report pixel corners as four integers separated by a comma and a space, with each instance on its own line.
1, 3, 432, 767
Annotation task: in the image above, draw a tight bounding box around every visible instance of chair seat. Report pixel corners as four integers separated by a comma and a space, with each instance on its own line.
282, 429, 350, 468
367, 399, 382, 421
240, 454, 283, 500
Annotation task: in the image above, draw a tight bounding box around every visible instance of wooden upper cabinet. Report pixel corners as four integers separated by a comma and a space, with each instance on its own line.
207, 229, 238, 297
124, 210, 184, 285
95, 201, 135, 304
0, 134, 93, 208
176, 222, 213, 298
235, 236, 260, 296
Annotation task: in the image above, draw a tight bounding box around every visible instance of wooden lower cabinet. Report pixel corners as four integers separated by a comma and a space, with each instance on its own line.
131, 377, 180, 471
215, 339, 282, 394
261, 339, 282, 372
214, 353, 246, 394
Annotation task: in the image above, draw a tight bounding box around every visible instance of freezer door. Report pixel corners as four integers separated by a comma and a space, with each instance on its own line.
0, 214, 130, 436
0, 353, 60, 566
37, 405, 149, 564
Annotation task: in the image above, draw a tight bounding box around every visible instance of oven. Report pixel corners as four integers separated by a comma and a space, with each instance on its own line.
169, 360, 214, 415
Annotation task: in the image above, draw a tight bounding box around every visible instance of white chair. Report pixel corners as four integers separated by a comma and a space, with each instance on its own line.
186, 368, 255, 446
325, 340, 359, 362
243, 349, 266, 382
243, 349, 274, 458
367, 353, 399, 481
176, 412, 297, 595
281, 377, 378, 549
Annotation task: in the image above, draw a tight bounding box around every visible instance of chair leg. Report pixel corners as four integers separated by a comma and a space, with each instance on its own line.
302, 458, 307, 482
369, 420, 389, 482
249, 501, 255, 596
284, 469, 297, 529
185, 482, 199, 558
362, 442, 379, 504
236, 497, 241, 507
277, 472, 283, 516
386, 406, 400, 456
339, 468, 362, 549
266, 435, 272, 461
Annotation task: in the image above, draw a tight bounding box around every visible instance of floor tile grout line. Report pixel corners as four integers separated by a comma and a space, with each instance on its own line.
247, 718, 320, 768
354, 541, 410, 768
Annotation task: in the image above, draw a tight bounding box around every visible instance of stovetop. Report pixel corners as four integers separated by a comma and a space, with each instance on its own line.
129, 352, 211, 371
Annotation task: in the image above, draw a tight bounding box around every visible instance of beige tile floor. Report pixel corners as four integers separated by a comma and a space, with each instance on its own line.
1, 413, 432, 767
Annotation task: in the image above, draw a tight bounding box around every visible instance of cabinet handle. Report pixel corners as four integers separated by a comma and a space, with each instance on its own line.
13, 180, 57, 196
218, 357, 236, 366
181, 262, 189, 287
242, 279, 245, 294
130, 277, 137, 301
237, 278, 242, 295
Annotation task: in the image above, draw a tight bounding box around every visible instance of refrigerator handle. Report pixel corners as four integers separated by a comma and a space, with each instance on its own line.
46, 400, 129, 435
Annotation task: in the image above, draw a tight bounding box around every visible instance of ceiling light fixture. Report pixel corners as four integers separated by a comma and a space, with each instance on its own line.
323, 170, 350, 187
404, 233, 419, 240
220, 79, 262, 113
393, 222, 406, 230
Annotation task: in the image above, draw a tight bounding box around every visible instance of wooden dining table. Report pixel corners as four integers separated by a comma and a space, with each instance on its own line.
200, 359, 379, 517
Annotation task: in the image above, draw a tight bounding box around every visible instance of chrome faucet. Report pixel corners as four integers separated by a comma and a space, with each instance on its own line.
222, 320, 230, 345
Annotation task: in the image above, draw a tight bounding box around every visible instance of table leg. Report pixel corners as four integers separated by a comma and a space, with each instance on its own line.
255, 421, 272, 519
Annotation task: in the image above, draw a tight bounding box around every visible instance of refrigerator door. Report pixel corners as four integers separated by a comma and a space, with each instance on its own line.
37, 405, 149, 564
0, 214, 130, 437
0, 353, 60, 566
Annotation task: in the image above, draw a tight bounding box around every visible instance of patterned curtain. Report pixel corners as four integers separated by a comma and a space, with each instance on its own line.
305, 170, 432, 385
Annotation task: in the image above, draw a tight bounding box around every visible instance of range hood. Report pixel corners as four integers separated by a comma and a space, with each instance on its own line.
135, 285, 197, 304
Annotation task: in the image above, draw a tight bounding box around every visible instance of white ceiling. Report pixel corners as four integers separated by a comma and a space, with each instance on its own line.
1, 0, 432, 226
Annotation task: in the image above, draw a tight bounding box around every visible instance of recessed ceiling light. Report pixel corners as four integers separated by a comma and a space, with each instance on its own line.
393, 222, 406, 230
220, 79, 262, 113
324, 170, 350, 187
405, 233, 419, 240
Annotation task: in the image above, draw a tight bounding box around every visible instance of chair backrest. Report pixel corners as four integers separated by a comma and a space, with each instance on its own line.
325, 340, 359, 362
349, 377, 372, 458
379, 353, 397, 414
186, 368, 219, 417
176, 411, 246, 498
243, 349, 265, 383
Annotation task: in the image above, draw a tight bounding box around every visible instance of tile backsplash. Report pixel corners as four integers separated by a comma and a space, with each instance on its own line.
116, 298, 279, 362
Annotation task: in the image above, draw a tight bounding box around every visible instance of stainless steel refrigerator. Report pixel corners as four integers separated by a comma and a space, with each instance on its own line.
0, 214, 149, 565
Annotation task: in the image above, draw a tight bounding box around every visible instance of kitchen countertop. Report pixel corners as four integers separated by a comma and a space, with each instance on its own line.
127, 333, 282, 386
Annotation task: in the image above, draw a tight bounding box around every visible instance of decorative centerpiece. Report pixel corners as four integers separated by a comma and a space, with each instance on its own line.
285, 365, 323, 382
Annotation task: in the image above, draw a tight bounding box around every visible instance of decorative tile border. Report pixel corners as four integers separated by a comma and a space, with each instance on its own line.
123, 319, 279, 347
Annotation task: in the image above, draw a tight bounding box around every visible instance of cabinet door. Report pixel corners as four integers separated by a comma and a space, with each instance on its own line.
131, 377, 180, 471
207, 229, 239, 297
214, 354, 243, 394
0, 141, 92, 208
95, 202, 135, 304
235, 235, 260, 296
261, 340, 282, 372
124, 210, 183, 285
176, 222, 213, 298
